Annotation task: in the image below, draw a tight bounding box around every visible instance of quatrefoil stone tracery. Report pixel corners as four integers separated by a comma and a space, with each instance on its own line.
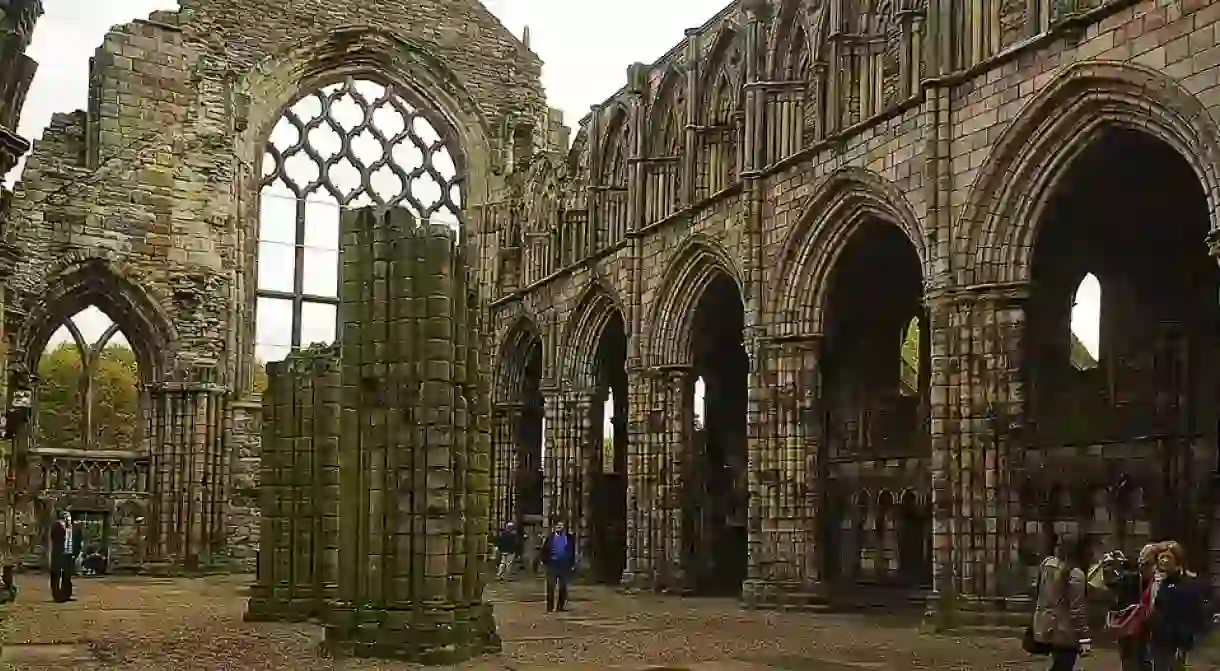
261, 78, 465, 220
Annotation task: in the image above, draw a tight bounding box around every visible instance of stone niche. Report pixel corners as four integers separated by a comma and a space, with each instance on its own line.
246, 207, 498, 664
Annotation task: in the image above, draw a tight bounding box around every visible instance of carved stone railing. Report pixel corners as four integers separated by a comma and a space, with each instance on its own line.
26, 449, 149, 494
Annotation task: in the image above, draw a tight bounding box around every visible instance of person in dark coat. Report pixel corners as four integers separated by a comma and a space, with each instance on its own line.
48, 510, 76, 603
539, 520, 576, 612
1145, 541, 1207, 670
493, 521, 522, 580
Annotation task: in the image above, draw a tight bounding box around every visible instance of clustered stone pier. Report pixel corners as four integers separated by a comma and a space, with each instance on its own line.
246, 207, 498, 664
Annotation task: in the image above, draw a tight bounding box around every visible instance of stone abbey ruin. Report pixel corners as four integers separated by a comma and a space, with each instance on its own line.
2, 0, 1220, 651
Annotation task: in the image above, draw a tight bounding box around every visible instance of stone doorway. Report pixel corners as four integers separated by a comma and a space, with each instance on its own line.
1023, 127, 1219, 575
685, 272, 748, 596
820, 216, 929, 593
588, 310, 628, 584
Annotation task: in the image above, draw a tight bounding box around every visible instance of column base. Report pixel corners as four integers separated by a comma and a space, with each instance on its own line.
323, 601, 500, 664
922, 591, 1033, 633
243, 586, 322, 623
740, 579, 829, 611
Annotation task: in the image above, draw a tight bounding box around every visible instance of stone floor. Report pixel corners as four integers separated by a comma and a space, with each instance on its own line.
0, 574, 1214, 669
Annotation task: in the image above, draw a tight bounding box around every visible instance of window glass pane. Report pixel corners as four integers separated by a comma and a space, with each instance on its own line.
304, 196, 340, 250
259, 188, 297, 244
300, 301, 337, 347
255, 344, 291, 364
257, 241, 296, 292
255, 297, 294, 349
301, 247, 339, 298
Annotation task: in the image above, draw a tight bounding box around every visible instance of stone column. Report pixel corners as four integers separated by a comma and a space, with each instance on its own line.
146, 366, 229, 568
927, 284, 1027, 626
541, 389, 587, 529
743, 335, 825, 608
622, 364, 690, 591
245, 347, 340, 622
491, 402, 522, 528
322, 208, 496, 663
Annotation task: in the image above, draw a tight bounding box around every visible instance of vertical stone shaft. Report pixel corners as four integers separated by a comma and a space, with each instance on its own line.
324, 208, 497, 663
929, 287, 1025, 611
147, 369, 227, 568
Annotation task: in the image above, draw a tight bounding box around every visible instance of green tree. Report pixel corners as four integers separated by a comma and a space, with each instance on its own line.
36, 342, 140, 451
252, 358, 268, 396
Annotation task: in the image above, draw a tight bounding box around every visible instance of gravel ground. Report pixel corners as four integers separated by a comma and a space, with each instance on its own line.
0, 574, 1215, 670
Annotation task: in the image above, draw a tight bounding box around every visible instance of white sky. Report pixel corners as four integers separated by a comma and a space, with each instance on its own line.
26, 1, 1101, 391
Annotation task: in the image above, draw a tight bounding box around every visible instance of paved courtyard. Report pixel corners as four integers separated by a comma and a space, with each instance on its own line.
0, 574, 1213, 670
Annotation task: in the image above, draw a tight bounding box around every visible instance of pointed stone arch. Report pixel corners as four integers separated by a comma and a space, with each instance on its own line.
21, 257, 178, 385
237, 25, 498, 237
769, 166, 925, 337
955, 60, 1220, 285
701, 25, 744, 122
559, 280, 628, 390
494, 313, 544, 404
646, 234, 745, 367
767, 0, 825, 79
645, 66, 687, 157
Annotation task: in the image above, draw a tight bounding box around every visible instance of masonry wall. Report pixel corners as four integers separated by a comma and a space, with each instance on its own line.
4, 0, 549, 568
490, 0, 1220, 607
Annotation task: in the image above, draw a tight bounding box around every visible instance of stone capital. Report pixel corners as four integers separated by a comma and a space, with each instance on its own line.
1206, 227, 1220, 259
925, 281, 1029, 308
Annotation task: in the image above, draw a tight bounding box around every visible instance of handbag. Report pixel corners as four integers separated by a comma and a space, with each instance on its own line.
1107, 583, 1152, 638
1022, 625, 1053, 655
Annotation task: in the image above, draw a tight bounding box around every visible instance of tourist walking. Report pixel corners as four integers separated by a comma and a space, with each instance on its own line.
540, 520, 576, 612
1096, 546, 1155, 671
1145, 541, 1207, 671
48, 510, 76, 603
1026, 535, 1091, 670
494, 521, 522, 580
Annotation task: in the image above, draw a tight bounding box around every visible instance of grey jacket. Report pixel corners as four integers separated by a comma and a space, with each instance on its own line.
1032, 556, 1089, 648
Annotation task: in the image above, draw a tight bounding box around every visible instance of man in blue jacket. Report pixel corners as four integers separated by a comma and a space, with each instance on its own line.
540, 520, 576, 612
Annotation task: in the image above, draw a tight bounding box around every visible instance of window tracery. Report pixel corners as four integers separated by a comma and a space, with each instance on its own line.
36, 306, 140, 453
645, 75, 686, 224
598, 112, 631, 249
255, 77, 464, 364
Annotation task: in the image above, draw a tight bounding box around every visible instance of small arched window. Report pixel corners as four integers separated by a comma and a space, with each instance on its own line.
693, 376, 706, 431
1070, 273, 1101, 371
603, 391, 616, 473
37, 306, 140, 452
899, 316, 920, 396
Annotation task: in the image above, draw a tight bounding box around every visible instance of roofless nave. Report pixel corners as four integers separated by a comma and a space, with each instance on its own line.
0, 0, 1218, 627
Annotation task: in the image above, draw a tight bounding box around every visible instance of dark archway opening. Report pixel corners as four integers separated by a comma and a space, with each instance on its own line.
588, 311, 628, 584
822, 218, 930, 594
686, 272, 748, 596
1025, 128, 1218, 573
515, 338, 545, 526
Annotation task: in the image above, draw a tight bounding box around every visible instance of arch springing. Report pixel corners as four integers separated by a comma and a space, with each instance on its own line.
256, 77, 466, 363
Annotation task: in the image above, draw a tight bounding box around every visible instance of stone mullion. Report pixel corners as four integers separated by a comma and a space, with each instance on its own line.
929, 286, 1027, 619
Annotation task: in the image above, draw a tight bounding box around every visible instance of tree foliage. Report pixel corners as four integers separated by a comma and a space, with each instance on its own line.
36, 342, 140, 451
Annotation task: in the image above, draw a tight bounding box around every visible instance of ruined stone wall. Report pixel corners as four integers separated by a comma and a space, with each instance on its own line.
491, 0, 1220, 609
2, 0, 547, 569
249, 207, 496, 664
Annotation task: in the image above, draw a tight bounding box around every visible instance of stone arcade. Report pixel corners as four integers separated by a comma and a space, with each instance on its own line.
0, 0, 1217, 637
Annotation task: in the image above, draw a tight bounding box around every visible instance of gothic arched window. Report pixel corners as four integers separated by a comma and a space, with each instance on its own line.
37, 306, 140, 452
255, 77, 465, 364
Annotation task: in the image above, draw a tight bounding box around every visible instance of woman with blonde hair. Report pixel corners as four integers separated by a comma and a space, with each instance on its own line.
1144, 541, 1206, 670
